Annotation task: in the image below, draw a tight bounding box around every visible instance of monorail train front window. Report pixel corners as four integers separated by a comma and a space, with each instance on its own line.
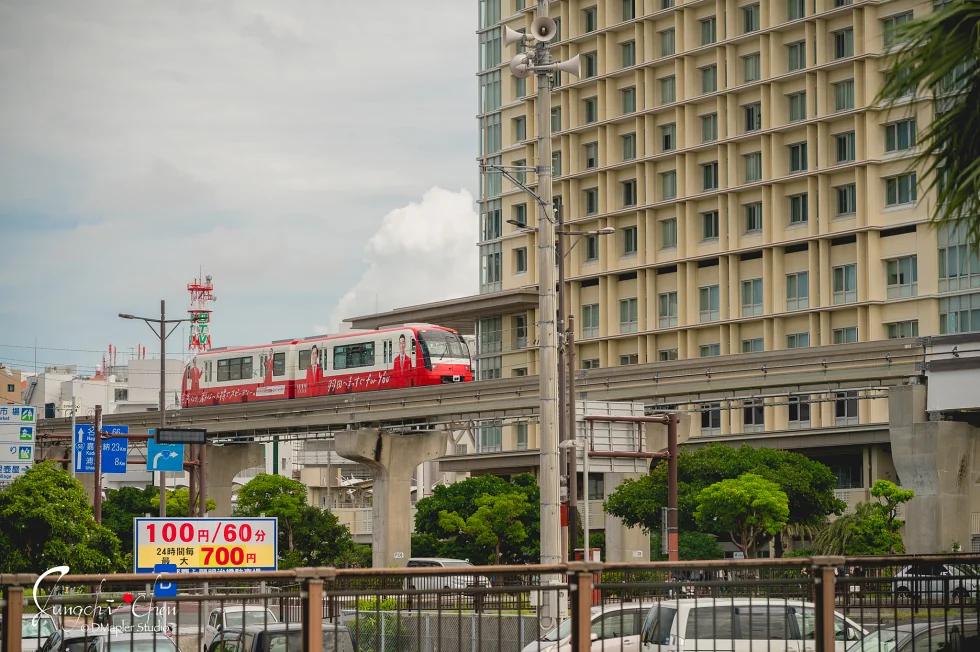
418, 330, 470, 360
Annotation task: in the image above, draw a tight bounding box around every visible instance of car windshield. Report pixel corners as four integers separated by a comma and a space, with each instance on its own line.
225, 611, 276, 627
23, 618, 57, 639
845, 628, 907, 652
418, 331, 469, 360
949, 565, 980, 577
542, 618, 573, 642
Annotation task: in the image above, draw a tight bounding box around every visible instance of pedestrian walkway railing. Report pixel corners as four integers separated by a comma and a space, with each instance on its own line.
2, 554, 979, 652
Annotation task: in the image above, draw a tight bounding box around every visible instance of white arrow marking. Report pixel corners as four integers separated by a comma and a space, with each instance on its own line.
151, 451, 179, 469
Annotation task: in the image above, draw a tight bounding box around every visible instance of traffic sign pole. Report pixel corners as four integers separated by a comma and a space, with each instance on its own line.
70, 397, 77, 479
94, 405, 103, 523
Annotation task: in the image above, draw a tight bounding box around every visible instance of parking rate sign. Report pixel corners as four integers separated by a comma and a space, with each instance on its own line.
134, 518, 278, 573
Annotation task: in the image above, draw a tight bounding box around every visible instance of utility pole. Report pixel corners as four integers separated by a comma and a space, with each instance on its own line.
556, 204, 568, 562
566, 316, 578, 559
94, 405, 103, 523
70, 395, 77, 478
119, 301, 188, 518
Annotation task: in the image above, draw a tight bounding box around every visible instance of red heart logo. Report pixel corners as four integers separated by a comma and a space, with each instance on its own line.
122, 593, 134, 604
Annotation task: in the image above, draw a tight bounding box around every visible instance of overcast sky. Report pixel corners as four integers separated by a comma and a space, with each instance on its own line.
0, 1, 479, 375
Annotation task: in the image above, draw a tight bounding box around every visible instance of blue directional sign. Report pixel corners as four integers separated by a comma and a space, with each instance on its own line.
74, 425, 129, 473
146, 439, 184, 472
153, 564, 178, 598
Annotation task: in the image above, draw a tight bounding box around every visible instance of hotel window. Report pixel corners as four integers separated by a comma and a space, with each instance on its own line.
623, 0, 636, 21
702, 211, 719, 240
835, 391, 859, 425
659, 349, 679, 361
623, 225, 638, 253
582, 358, 601, 369
701, 65, 717, 94
660, 76, 676, 104
940, 293, 980, 334
622, 132, 637, 160
515, 247, 527, 274
700, 343, 721, 357
516, 423, 528, 450
620, 298, 639, 333
662, 218, 677, 247
938, 224, 980, 292
700, 285, 720, 322
514, 116, 526, 142
788, 92, 807, 122
622, 40, 636, 67
512, 203, 527, 228
834, 327, 858, 344
883, 11, 913, 47
584, 97, 598, 123
552, 151, 562, 176
584, 5, 598, 33
743, 4, 760, 33
788, 41, 806, 71
834, 80, 855, 112
661, 29, 675, 57
620, 354, 639, 365
744, 153, 762, 183
743, 399, 765, 432
551, 107, 561, 132
788, 396, 811, 428
745, 202, 763, 232
701, 17, 717, 45
702, 161, 719, 191
790, 194, 808, 224
744, 53, 761, 83
582, 303, 600, 338
622, 86, 637, 113
836, 184, 857, 216
584, 187, 599, 215
661, 171, 677, 200
744, 103, 762, 132
887, 320, 919, 339
786, 271, 809, 310
742, 338, 764, 353
789, 142, 807, 173
885, 119, 916, 152
742, 278, 763, 316
788, 0, 804, 21
659, 291, 678, 328
585, 235, 599, 261
701, 403, 721, 434
701, 113, 718, 143
661, 123, 676, 152
835, 132, 856, 163
787, 332, 810, 348
585, 142, 599, 169
833, 28, 854, 59
583, 51, 598, 78
885, 173, 917, 206
833, 264, 858, 304
886, 256, 918, 298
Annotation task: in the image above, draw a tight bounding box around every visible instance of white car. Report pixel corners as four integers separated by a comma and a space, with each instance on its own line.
640, 598, 867, 652
522, 602, 653, 652
202, 606, 277, 652
893, 562, 980, 599
404, 558, 491, 590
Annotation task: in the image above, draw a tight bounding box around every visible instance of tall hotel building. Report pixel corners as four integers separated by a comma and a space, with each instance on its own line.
475, 0, 969, 384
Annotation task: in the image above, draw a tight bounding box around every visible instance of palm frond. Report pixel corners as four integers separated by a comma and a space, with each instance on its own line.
876, 1, 980, 248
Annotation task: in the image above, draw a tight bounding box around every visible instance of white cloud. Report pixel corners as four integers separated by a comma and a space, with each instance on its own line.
329, 187, 478, 331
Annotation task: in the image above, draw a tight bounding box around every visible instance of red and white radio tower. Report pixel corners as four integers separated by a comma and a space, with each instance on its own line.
187, 270, 216, 353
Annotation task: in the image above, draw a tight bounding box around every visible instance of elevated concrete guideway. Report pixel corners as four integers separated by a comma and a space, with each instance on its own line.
38, 339, 921, 440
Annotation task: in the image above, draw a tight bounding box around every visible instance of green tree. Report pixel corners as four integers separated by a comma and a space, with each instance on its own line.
877, 3, 980, 246
651, 531, 725, 561
282, 506, 360, 568
234, 474, 307, 552
694, 473, 790, 558
102, 486, 157, 558
413, 473, 540, 563
0, 461, 123, 573
150, 488, 216, 518
813, 502, 906, 556
870, 480, 914, 554
605, 444, 843, 553
438, 492, 530, 564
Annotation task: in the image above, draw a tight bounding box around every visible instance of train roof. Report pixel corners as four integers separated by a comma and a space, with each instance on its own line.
189, 324, 457, 357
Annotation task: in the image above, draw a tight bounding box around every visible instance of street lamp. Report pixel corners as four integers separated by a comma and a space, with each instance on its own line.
119, 301, 188, 517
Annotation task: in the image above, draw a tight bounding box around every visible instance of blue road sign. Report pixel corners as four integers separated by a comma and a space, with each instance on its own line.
153, 564, 178, 598
146, 439, 184, 472
74, 425, 129, 473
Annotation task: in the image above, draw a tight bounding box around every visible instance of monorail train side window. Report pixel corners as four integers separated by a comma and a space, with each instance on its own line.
205, 361, 212, 382
242, 356, 252, 378
334, 343, 376, 369
298, 349, 311, 370
273, 352, 286, 376
217, 359, 229, 382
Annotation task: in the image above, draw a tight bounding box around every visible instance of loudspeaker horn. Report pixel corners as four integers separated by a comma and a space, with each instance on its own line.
554, 54, 581, 77
503, 25, 525, 48
510, 53, 531, 79
530, 16, 558, 42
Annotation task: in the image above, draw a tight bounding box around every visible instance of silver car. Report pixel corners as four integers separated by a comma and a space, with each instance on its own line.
17, 614, 58, 652
404, 558, 491, 590
522, 603, 652, 652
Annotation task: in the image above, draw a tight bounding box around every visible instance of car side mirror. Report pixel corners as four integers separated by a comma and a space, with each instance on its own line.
847, 629, 859, 641
216, 624, 223, 632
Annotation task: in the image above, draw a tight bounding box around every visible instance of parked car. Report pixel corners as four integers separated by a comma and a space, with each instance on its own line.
202, 606, 278, 652
204, 622, 354, 652
39, 629, 180, 652
640, 598, 867, 652
846, 619, 979, 652
892, 562, 980, 599
0, 614, 59, 652
404, 558, 491, 591
522, 602, 654, 652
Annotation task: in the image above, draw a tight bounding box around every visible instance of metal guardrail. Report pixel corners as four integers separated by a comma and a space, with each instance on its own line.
2, 555, 979, 652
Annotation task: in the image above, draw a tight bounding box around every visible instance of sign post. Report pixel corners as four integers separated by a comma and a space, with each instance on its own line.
0, 405, 36, 486
134, 518, 278, 573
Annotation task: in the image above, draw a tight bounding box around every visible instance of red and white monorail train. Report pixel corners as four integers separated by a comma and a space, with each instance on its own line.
182, 324, 473, 407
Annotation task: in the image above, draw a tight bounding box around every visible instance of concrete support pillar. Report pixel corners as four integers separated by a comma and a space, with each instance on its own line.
889, 384, 977, 553
603, 471, 650, 562
208, 443, 265, 516
336, 429, 449, 568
